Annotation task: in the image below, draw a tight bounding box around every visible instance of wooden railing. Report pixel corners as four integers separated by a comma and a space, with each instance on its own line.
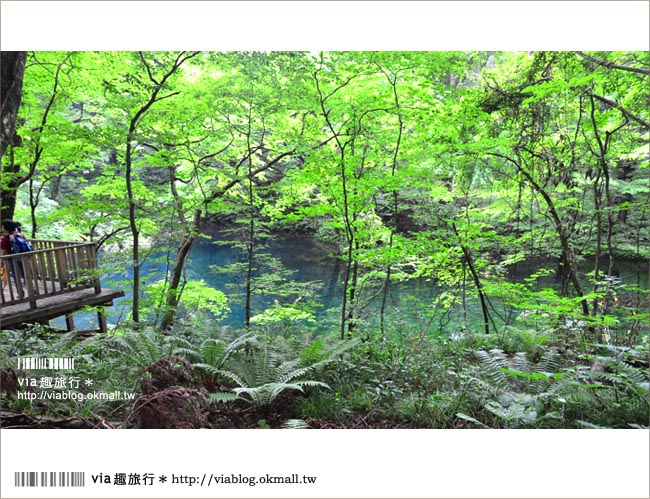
1, 239, 101, 309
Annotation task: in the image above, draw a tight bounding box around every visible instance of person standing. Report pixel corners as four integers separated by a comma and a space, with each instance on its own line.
1, 219, 29, 298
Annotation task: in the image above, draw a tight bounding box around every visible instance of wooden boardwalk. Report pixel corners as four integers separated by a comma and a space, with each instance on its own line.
1, 239, 124, 332
1, 287, 124, 330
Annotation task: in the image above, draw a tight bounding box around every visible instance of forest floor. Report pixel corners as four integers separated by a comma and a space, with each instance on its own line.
0, 403, 398, 429
1, 356, 399, 429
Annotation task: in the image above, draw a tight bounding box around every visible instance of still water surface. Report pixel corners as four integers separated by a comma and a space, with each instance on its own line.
60, 233, 649, 334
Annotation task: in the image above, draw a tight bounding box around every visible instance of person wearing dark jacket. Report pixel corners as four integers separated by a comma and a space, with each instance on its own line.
1, 219, 27, 298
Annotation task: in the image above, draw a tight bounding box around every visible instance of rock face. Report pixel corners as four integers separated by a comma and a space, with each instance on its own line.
124, 355, 211, 429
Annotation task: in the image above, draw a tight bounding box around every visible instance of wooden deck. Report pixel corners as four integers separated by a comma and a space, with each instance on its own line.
1, 287, 124, 329
1, 239, 124, 332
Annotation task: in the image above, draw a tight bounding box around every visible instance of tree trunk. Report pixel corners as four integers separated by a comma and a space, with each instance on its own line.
0, 51, 26, 161
492, 151, 590, 317
453, 223, 491, 335
1, 51, 27, 219
379, 69, 404, 340
159, 234, 197, 331
157, 152, 293, 332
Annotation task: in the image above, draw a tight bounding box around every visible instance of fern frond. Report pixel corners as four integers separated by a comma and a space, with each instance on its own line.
577, 420, 607, 429
538, 348, 562, 373
282, 419, 311, 429
474, 349, 509, 384
512, 352, 531, 373
253, 343, 276, 386
233, 383, 297, 406
267, 382, 304, 402
210, 392, 238, 403
295, 380, 330, 389
213, 368, 250, 390
226, 331, 260, 354
276, 362, 315, 384
455, 412, 489, 428
173, 347, 201, 361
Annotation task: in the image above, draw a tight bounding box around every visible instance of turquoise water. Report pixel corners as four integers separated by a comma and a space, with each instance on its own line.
100, 234, 451, 331
56, 234, 649, 335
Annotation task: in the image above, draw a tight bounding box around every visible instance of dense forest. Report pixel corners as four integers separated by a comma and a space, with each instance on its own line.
1, 50, 648, 429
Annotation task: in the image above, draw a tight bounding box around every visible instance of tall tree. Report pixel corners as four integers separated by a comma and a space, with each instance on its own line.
1, 51, 27, 218
0, 52, 26, 159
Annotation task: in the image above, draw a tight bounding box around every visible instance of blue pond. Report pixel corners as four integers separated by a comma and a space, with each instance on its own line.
56, 233, 649, 335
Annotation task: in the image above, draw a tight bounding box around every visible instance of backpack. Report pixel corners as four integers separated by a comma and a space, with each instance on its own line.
8, 233, 33, 254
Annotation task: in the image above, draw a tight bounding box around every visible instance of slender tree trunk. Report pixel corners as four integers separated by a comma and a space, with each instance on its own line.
340, 224, 354, 339
121, 51, 198, 323
492, 151, 590, 317
452, 223, 491, 335
588, 95, 626, 339
379, 249, 392, 339
592, 171, 603, 316
158, 165, 200, 331
244, 174, 255, 329
125, 138, 141, 322
158, 152, 293, 331
347, 239, 360, 336
379, 70, 404, 340
159, 232, 197, 331
244, 101, 256, 329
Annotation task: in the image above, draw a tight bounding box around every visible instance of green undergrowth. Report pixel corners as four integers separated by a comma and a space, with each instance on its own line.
1, 321, 648, 429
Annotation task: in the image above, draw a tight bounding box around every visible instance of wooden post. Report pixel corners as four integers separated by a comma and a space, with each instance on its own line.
22, 255, 37, 309
55, 248, 69, 289
97, 308, 108, 334
65, 313, 75, 332
87, 244, 102, 293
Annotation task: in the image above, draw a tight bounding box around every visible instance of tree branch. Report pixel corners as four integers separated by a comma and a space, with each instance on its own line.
202, 150, 294, 206
139, 53, 159, 85
576, 51, 650, 76
590, 93, 649, 129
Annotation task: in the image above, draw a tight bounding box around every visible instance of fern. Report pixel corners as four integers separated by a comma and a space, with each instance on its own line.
232, 380, 329, 407
208, 332, 354, 407
282, 418, 311, 429
537, 348, 563, 373
470, 347, 568, 427
176, 330, 261, 390
470, 343, 650, 428
473, 349, 509, 384
96, 327, 181, 368
210, 392, 238, 403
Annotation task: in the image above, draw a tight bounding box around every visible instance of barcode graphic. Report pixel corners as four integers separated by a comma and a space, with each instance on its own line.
14, 471, 85, 487
17, 357, 75, 370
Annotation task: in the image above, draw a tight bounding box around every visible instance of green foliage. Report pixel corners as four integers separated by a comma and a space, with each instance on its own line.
461, 344, 649, 428
207, 332, 356, 407
3, 50, 649, 429
78, 326, 186, 391
176, 329, 258, 390
281, 418, 311, 429
140, 278, 230, 326
0, 324, 181, 419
